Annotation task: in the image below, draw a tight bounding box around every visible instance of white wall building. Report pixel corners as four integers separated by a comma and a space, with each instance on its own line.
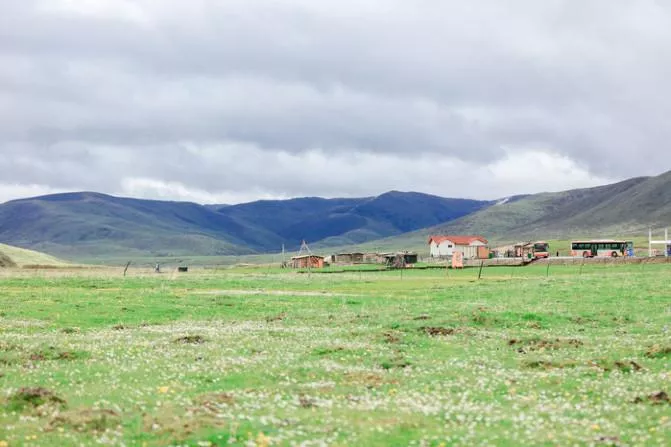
429, 235, 488, 259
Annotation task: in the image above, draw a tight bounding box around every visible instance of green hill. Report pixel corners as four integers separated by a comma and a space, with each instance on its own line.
334, 170, 671, 254
0, 192, 276, 259
0, 191, 488, 260
0, 243, 69, 267
216, 191, 490, 248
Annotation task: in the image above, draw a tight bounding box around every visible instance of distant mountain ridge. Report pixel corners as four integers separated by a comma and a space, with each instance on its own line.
1, 171, 669, 260
348, 170, 671, 253
0, 190, 490, 259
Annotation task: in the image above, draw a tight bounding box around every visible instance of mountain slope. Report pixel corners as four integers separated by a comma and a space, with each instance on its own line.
216, 192, 490, 247
0, 191, 489, 259
0, 243, 69, 267
343, 171, 671, 253
0, 192, 273, 258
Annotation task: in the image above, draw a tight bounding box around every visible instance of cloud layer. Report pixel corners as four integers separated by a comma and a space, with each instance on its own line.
1, 0, 669, 203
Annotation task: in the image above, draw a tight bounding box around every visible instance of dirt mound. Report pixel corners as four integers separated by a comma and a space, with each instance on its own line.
383, 331, 401, 343
266, 312, 287, 322
48, 408, 120, 433
174, 335, 206, 344
509, 338, 583, 353
522, 359, 579, 369
421, 326, 457, 336
633, 391, 670, 405
594, 360, 643, 373
645, 345, 671, 359
8, 387, 66, 410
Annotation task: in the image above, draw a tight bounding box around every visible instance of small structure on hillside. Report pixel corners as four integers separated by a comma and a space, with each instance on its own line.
363, 253, 383, 264
331, 252, 365, 264
382, 252, 418, 268
291, 255, 325, 269
429, 235, 489, 259
290, 240, 325, 269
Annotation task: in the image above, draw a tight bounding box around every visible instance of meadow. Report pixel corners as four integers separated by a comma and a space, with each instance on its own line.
0, 263, 669, 446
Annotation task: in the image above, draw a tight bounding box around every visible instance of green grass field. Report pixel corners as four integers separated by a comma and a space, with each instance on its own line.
1, 264, 670, 446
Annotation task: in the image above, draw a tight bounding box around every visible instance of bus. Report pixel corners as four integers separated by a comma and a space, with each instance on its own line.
570, 240, 633, 258
531, 241, 550, 258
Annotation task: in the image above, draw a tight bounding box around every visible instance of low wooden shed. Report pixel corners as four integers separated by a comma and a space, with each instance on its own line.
333, 252, 365, 264
291, 255, 325, 269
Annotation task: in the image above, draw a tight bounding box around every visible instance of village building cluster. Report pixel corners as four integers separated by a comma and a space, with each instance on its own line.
287, 229, 670, 269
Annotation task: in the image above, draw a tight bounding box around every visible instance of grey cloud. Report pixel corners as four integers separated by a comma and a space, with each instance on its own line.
0, 0, 670, 201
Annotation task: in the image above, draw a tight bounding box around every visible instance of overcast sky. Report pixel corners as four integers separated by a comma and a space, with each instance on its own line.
1, 0, 669, 204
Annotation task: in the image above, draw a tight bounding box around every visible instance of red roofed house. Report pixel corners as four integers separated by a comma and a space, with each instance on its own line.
428, 235, 489, 259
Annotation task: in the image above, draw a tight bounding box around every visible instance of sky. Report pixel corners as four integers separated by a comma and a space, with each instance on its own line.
1, 0, 670, 204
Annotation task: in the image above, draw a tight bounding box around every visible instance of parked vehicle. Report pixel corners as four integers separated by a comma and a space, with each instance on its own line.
531, 241, 550, 258
570, 240, 632, 258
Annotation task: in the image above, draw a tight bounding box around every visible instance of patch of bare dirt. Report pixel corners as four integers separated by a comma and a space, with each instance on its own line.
595, 435, 622, 446
29, 352, 47, 361
522, 359, 579, 369
9, 387, 66, 409
174, 335, 206, 345
28, 349, 87, 362
266, 312, 287, 323
383, 331, 401, 344
594, 360, 643, 373
421, 326, 457, 336
299, 395, 317, 408
194, 392, 235, 412
47, 408, 120, 433
633, 391, 670, 405
509, 338, 583, 353
645, 345, 671, 359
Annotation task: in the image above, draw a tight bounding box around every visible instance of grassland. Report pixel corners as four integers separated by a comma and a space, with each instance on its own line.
0, 264, 670, 446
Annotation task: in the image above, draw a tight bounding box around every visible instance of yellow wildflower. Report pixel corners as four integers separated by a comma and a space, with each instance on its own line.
158, 386, 169, 394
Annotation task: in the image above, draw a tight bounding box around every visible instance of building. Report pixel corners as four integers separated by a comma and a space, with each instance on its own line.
290, 255, 325, 269
381, 252, 419, 267
331, 252, 365, 264
492, 242, 529, 258
428, 235, 489, 259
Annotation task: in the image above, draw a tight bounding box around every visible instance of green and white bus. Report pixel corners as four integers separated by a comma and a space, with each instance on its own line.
570, 240, 633, 258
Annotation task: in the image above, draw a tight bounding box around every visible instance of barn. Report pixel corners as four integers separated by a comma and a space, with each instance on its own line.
290, 255, 325, 269
428, 235, 489, 259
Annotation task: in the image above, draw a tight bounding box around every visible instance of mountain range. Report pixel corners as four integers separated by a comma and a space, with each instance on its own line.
0, 170, 669, 260
0, 190, 488, 259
